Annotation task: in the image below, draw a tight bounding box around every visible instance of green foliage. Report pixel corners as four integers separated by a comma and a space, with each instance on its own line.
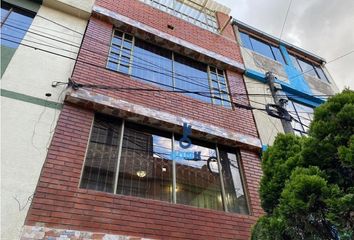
260, 134, 303, 214
252, 90, 354, 240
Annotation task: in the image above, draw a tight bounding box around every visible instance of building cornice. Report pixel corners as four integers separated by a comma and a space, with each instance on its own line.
65, 88, 262, 150
93, 5, 245, 72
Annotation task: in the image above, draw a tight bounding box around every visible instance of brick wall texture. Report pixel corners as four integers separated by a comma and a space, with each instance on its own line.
25, 1, 263, 239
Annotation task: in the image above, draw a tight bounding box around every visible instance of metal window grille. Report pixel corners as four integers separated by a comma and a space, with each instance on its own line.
80, 115, 249, 214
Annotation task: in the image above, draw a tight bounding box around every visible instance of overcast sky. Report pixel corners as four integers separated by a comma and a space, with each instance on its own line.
218, 0, 354, 90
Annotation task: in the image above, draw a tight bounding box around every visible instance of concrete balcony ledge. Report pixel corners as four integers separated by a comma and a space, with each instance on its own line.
65, 88, 262, 151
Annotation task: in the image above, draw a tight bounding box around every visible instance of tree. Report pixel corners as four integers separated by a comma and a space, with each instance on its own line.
252, 90, 354, 240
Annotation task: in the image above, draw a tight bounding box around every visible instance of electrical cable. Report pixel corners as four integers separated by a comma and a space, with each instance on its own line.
1, 37, 267, 112
279, 0, 293, 41
1, 20, 341, 100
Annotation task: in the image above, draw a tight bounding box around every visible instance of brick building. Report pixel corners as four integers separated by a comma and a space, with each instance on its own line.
21, 0, 264, 239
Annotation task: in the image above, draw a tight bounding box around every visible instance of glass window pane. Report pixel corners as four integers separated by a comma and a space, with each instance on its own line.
1, 6, 35, 49
239, 32, 252, 50
1, 7, 9, 22
132, 38, 173, 89
298, 59, 318, 78
314, 65, 328, 81
271, 46, 286, 65
219, 149, 248, 214
174, 53, 210, 103
287, 100, 315, 134
80, 114, 122, 193
107, 60, 117, 71
290, 54, 302, 72
250, 37, 274, 60
117, 123, 173, 202
174, 137, 223, 211
107, 31, 134, 74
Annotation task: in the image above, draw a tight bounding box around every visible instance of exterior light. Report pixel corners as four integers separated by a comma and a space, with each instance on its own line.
162, 167, 167, 172
136, 170, 146, 178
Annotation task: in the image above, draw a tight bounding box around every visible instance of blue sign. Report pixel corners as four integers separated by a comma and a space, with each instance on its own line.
170, 123, 201, 161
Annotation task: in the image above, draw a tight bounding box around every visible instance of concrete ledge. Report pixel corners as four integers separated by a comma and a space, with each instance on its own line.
92, 5, 245, 72
65, 88, 262, 151
21, 225, 154, 240
43, 0, 94, 19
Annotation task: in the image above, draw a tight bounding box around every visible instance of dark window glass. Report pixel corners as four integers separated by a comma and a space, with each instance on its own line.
250, 38, 274, 60
297, 58, 318, 78
116, 123, 173, 202
219, 148, 249, 214
314, 65, 328, 82
239, 32, 252, 49
271, 46, 286, 65
1, 3, 35, 49
80, 115, 122, 193
132, 39, 173, 89
174, 53, 210, 103
174, 137, 224, 211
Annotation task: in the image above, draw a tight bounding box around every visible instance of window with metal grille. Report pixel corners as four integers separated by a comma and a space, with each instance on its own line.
80, 114, 249, 214
107, 30, 232, 108
140, 0, 219, 33
80, 115, 122, 193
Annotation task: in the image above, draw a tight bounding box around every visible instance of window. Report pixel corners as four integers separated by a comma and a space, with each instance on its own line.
140, 0, 219, 33
209, 67, 232, 107
107, 31, 134, 75
239, 31, 286, 65
250, 37, 274, 60
81, 114, 249, 214
1, 2, 35, 75
289, 54, 328, 82
286, 100, 314, 136
107, 30, 232, 108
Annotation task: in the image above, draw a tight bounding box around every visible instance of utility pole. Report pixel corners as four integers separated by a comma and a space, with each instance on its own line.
265, 71, 294, 133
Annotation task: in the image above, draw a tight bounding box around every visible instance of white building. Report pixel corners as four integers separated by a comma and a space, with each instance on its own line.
1, 1, 94, 239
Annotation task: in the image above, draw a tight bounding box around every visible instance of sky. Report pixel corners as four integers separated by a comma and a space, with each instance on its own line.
217, 0, 354, 90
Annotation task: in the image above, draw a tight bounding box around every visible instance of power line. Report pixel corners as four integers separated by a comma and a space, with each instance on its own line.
2, 24, 335, 104
1, 19, 343, 100
279, 0, 293, 41
3, 21, 336, 104
1, 37, 267, 112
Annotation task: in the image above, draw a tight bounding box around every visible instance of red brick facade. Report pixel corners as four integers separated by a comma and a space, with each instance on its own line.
25, 1, 263, 239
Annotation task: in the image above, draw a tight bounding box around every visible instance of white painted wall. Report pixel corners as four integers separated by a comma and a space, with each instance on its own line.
1, 98, 61, 239
1, 2, 91, 239
244, 76, 284, 146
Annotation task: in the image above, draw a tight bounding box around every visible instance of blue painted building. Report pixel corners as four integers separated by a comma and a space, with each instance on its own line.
232, 20, 339, 145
